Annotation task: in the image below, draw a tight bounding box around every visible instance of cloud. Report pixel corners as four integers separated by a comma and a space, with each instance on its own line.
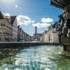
32, 22, 51, 28
32, 23, 40, 28
40, 23, 51, 28
16, 16, 54, 29
17, 15, 34, 26
2, 12, 11, 19
15, 5, 19, 8
32, 17, 54, 28
2, 12, 10, 16
0, 0, 15, 4
41, 17, 54, 23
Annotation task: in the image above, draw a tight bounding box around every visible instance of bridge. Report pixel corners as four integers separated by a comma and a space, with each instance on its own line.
0, 41, 61, 48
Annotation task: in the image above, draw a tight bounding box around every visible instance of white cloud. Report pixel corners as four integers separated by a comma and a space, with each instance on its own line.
40, 23, 51, 28
17, 15, 34, 26
41, 17, 54, 23
17, 16, 54, 29
32, 20, 35, 23
32, 17, 54, 28
32, 23, 40, 28
32, 22, 51, 28
2, 12, 10, 16
2, 12, 11, 19
0, 0, 15, 4
15, 5, 19, 8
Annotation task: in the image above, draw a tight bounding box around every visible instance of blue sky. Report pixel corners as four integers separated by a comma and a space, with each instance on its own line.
0, 0, 62, 36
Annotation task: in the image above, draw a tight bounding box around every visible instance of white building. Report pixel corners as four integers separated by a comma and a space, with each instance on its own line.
42, 28, 59, 43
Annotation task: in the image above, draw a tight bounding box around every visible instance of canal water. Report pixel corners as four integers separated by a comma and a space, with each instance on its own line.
0, 45, 70, 70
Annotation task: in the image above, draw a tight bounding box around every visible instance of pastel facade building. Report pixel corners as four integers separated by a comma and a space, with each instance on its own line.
42, 29, 59, 43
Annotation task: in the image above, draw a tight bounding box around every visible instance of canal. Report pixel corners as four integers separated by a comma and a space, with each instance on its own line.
0, 45, 70, 70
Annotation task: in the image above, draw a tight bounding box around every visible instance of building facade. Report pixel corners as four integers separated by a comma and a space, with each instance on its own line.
11, 16, 18, 41
0, 12, 18, 41
0, 11, 33, 42
51, 0, 70, 51
17, 26, 32, 41
0, 12, 12, 41
42, 28, 59, 43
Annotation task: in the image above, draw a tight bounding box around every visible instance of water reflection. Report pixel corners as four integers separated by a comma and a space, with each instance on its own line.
0, 45, 70, 70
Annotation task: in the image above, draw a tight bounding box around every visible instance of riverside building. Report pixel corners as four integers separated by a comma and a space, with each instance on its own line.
0, 12, 18, 41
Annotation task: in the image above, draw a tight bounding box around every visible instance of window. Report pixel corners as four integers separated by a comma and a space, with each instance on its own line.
1, 24, 5, 26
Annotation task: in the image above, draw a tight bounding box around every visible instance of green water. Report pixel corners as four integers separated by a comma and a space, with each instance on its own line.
0, 45, 70, 70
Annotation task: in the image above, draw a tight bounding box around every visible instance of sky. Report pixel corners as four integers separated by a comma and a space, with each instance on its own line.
0, 0, 62, 36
